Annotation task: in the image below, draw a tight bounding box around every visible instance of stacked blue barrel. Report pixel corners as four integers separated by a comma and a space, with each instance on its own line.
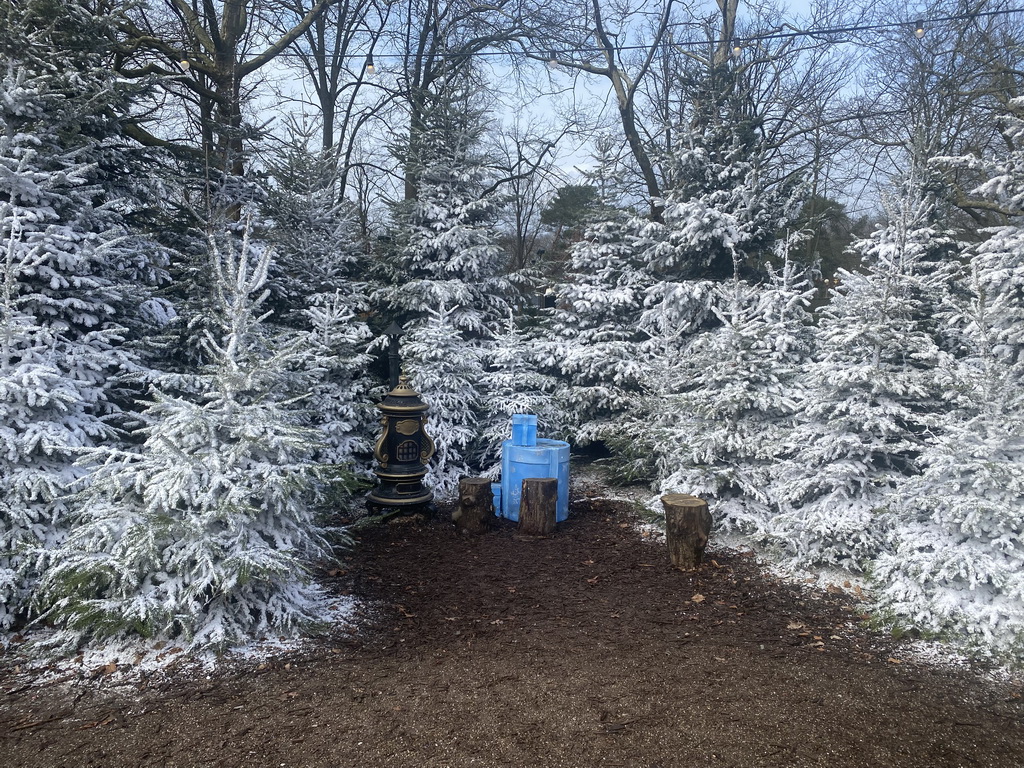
492, 415, 570, 522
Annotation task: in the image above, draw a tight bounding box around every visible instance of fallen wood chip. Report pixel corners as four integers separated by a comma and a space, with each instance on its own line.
76, 716, 115, 730
11, 714, 68, 731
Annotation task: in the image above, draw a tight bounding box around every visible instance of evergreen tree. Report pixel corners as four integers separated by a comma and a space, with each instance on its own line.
769, 184, 955, 570
0, 0, 160, 628
873, 101, 1024, 659
542, 208, 653, 445
623, 257, 815, 533
262, 130, 367, 328
545, 67, 802, 451
294, 290, 374, 470
402, 304, 483, 498
262, 134, 375, 472
646, 64, 800, 280
951, 97, 1024, 368
374, 72, 514, 493
875, 274, 1024, 659
376, 75, 512, 336
40, 229, 328, 651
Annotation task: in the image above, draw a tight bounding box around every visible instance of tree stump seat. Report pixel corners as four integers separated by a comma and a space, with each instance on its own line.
661, 494, 712, 570
453, 477, 496, 535
518, 477, 557, 536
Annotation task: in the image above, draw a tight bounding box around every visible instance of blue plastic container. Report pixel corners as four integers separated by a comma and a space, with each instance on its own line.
500, 438, 570, 523
511, 414, 538, 446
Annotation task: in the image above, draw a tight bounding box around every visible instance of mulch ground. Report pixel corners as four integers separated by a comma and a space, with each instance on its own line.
2, 491, 1023, 768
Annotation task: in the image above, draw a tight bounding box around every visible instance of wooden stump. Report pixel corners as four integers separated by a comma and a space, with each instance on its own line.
518, 478, 557, 536
453, 477, 495, 535
661, 494, 712, 570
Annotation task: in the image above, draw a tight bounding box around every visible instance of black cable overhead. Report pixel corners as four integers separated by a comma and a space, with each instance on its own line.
353, 6, 1024, 64
19, 7, 1024, 64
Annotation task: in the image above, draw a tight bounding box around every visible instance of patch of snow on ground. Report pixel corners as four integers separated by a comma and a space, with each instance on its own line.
892, 640, 1016, 684
0, 586, 361, 689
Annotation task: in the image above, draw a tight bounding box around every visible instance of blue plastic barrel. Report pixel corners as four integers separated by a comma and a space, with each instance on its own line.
511, 414, 538, 446
500, 438, 570, 522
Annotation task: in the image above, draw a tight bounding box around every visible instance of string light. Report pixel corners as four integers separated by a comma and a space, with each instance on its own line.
365, 53, 375, 75
732, 37, 742, 57
914, 19, 926, 38
547, 50, 558, 69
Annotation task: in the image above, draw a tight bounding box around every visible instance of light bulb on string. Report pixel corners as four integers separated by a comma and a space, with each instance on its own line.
547, 50, 559, 69
366, 54, 375, 75
914, 19, 925, 38
732, 38, 742, 58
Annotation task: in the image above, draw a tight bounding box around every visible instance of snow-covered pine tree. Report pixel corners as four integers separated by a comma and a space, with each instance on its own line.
402, 304, 484, 498
643, 61, 802, 281
946, 97, 1024, 369
0, 0, 162, 629
622, 255, 815, 532
537, 134, 662, 447
262, 125, 367, 328
295, 290, 374, 471
546, 65, 802, 452
477, 313, 566, 476
0, 218, 123, 630
376, 73, 512, 337
40, 229, 327, 651
374, 71, 514, 493
872, 101, 1024, 659
542, 201, 652, 447
769, 181, 956, 570
261, 130, 376, 474
632, 61, 803, 378
874, 266, 1024, 659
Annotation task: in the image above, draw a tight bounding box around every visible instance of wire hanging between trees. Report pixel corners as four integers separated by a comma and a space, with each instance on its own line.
20, 7, 1024, 66
344, 6, 1022, 67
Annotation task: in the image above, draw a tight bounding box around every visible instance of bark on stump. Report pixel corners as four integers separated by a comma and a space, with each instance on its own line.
518, 478, 557, 536
662, 494, 712, 570
453, 477, 495, 535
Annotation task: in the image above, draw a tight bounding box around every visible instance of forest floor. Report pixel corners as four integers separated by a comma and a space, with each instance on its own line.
2, 478, 1023, 768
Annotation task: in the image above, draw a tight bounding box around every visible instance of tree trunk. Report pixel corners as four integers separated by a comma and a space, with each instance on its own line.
518, 478, 557, 536
662, 494, 712, 570
592, 0, 664, 222
453, 477, 495, 535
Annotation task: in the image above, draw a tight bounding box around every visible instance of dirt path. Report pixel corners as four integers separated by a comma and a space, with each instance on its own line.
2, 496, 1023, 768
